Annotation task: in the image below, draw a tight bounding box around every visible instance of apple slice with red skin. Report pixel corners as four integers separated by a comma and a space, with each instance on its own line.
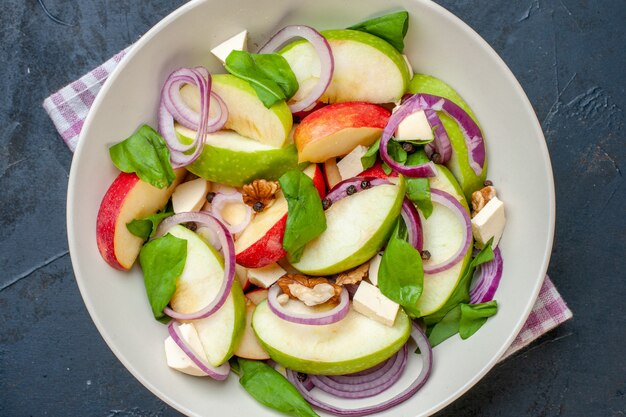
235, 289, 271, 360
361, 161, 399, 180
294, 102, 390, 163
235, 164, 325, 268
96, 169, 186, 270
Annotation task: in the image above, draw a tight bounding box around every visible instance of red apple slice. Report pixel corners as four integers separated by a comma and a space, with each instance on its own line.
96, 169, 186, 270
294, 102, 390, 163
235, 164, 325, 268
234, 300, 270, 360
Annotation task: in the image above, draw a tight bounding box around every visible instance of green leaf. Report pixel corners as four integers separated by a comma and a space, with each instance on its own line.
109, 125, 176, 189
423, 241, 494, 326
238, 359, 319, 417
361, 138, 381, 170
348, 11, 409, 53
459, 300, 498, 339
378, 219, 423, 317
126, 211, 173, 240
279, 169, 327, 263
139, 233, 187, 319
225, 50, 299, 108
427, 305, 461, 347
382, 162, 392, 175
405, 150, 433, 218
386, 139, 408, 165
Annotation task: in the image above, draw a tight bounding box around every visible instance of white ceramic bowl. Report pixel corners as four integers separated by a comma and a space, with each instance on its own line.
67, 0, 555, 415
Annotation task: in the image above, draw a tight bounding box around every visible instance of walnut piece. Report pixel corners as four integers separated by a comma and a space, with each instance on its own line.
471, 186, 497, 216
242, 180, 280, 212
335, 263, 369, 286
277, 274, 342, 306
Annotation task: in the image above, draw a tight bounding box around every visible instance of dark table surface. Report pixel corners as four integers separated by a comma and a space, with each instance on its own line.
1, 0, 624, 416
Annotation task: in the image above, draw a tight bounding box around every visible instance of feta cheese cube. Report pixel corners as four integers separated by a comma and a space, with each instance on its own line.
471, 196, 506, 248
172, 178, 210, 214
164, 323, 207, 377
337, 145, 368, 181
353, 281, 399, 327
211, 30, 248, 64
367, 252, 383, 286
247, 263, 287, 288
394, 110, 433, 141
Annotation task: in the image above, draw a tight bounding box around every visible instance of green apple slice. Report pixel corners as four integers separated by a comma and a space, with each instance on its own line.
167, 225, 246, 366
179, 74, 292, 148
252, 301, 411, 375
292, 177, 406, 275
176, 126, 298, 186
414, 165, 472, 316
280, 29, 409, 104
409, 74, 487, 200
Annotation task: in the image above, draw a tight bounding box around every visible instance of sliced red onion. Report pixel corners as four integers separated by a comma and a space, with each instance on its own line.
196, 224, 222, 252
267, 284, 349, 325
167, 321, 230, 380
423, 109, 452, 164
286, 323, 432, 416
308, 345, 408, 399
422, 189, 472, 275
258, 25, 334, 113
210, 192, 253, 235
324, 177, 391, 208
155, 212, 235, 320
401, 198, 424, 252
469, 247, 503, 304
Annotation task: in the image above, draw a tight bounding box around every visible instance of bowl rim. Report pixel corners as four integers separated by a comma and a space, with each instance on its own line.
66, 0, 555, 415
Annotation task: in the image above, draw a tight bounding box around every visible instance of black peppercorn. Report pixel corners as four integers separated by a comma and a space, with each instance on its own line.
402, 142, 415, 154
346, 185, 357, 195
484, 180, 493, 186
206, 192, 216, 203
431, 153, 442, 164
421, 250, 431, 261
187, 223, 197, 232
360, 180, 371, 189
253, 202, 265, 212
322, 198, 332, 210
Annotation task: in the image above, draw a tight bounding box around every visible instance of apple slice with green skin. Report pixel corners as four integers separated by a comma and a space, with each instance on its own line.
235, 164, 325, 268
294, 102, 390, 163
176, 127, 298, 187
179, 74, 292, 148
408, 74, 487, 200
167, 225, 246, 366
292, 177, 406, 275
253, 301, 411, 375
96, 169, 186, 270
280, 29, 409, 104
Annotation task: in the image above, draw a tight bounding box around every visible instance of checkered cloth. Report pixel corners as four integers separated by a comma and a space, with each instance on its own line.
43, 49, 572, 359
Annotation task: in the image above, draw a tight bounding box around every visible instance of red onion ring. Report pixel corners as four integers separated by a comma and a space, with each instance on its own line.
155, 212, 235, 320
266, 284, 350, 325
258, 25, 334, 113
423, 109, 452, 164
469, 247, 503, 304
210, 192, 253, 235
401, 198, 424, 252
167, 321, 230, 380
422, 189, 472, 275
308, 345, 408, 399
324, 177, 391, 208
287, 323, 432, 416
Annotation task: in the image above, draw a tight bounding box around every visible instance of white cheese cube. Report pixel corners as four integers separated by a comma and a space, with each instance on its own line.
247, 263, 287, 288
402, 54, 414, 79
172, 178, 210, 214
337, 145, 368, 181
353, 281, 399, 327
164, 323, 207, 377
211, 30, 248, 64
394, 110, 433, 141
471, 196, 506, 248
367, 252, 383, 286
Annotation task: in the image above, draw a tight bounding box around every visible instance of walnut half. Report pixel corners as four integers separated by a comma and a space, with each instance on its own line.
277, 274, 342, 306
242, 179, 280, 212
471, 186, 496, 216
335, 263, 369, 286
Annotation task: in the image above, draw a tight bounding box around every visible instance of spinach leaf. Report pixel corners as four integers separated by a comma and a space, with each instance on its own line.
427, 305, 461, 347
225, 50, 299, 108
382, 162, 393, 175
279, 169, 327, 263
423, 241, 494, 326
238, 359, 319, 417
349, 11, 409, 53
459, 300, 498, 339
405, 150, 433, 218
379, 219, 423, 317
109, 125, 176, 189
139, 233, 187, 319
127, 211, 173, 240
387, 139, 408, 165
361, 138, 381, 170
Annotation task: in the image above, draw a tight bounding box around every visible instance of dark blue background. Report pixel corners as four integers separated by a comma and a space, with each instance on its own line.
1, 1, 624, 416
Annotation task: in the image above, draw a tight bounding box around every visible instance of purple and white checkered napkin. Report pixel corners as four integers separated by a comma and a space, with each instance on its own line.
44, 50, 572, 359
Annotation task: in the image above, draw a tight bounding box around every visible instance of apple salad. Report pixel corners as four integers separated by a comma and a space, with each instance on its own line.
96, 10, 506, 417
